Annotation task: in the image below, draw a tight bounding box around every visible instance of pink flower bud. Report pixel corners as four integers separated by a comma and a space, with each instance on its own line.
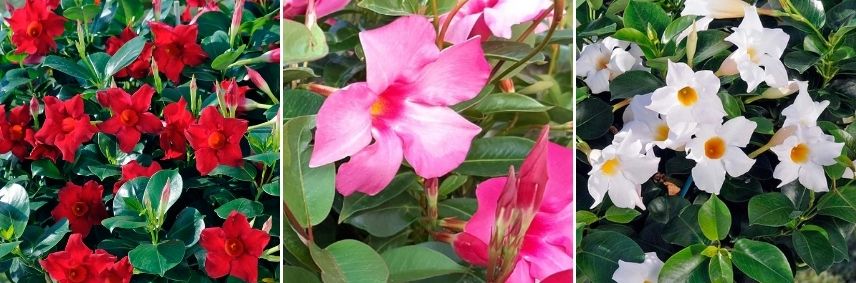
262, 216, 272, 233
230, 0, 246, 44
516, 126, 550, 212
307, 83, 338, 97
245, 67, 273, 98
263, 48, 280, 63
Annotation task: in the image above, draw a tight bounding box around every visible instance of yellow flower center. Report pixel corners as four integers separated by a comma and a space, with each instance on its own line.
601, 158, 620, 176
596, 56, 609, 70
654, 123, 669, 142
704, 137, 726, 159
677, 86, 699, 106
747, 47, 760, 63
791, 143, 810, 164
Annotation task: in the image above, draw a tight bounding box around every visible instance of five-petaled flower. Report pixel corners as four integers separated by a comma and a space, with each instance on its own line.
160, 97, 194, 160
309, 16, 490, 196
685, 116, 757, 194
0, 104, 35, 160
51, 180, 108, 236
98, 84, 164, 153
106, 27, 153, 79
35, 95, 99, 162
200, 211, 270, 283
149, 22, 208, 83
185, 107, 248, 175
8, 0, 66, 57
40, 233, 132, 283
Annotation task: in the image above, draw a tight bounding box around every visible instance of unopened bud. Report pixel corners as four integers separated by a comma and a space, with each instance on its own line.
308, 83, 338, 97
499, 79, 515, 93
245, 67, 274, 98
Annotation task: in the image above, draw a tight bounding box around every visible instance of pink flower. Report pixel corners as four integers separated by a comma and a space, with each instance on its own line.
441, 0, 553, 44
309, 16, 490, 196
452, 132, 573, 282
283, 0, 349, 19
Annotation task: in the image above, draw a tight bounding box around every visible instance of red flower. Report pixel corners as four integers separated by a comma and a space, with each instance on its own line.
35, 95, 98, 162
102, 257, 133, 283
149, 22, 207, 83
0, 105, 35, 159
113, 160, 162, 194
185, 107, 247, 175
219, 78, 250, 111
106, 28, 153, 79
160, 97, 193, 160
97, 85, 164, 153
200, 211, 270, 283
28, 140, 61, 162
182, 0, 219, 22
39, 234, 118, 283
8, 0, 65, 56
51, 181, 108, 236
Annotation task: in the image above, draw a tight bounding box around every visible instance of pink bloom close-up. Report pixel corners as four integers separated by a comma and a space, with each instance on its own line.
308, 15, 490, 196
441, 0, 553, 44
283, 0, 350, 19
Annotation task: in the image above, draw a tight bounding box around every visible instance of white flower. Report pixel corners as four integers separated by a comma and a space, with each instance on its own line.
676, 16, 713, 43
577, 37, 647, 94
746, 80, 800, 103
681, 0, 750, 19
588, 139, 660, 210
612, 252, 664, 283
685, 116, 757, 194
781, 81, 829, 128
771, 126, 843, 192
620, 94, 696, 151
719, 6, 789, 92
646, 60, 725, 127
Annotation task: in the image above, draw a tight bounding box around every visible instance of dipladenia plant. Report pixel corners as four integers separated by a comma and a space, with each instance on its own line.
0, 0, 281, 282
577, 0, 856, 282
284, 0, 572, 281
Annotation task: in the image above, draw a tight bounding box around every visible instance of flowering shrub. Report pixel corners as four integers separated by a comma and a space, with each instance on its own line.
576, 0, 856, 282
284, 0, 572, 281
0, 0, 280, 282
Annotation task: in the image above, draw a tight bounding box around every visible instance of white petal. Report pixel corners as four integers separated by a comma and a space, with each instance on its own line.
584, 69, 611, 94
774, 161, 800, 188
588, 174, 609, 208
622, 151, 660, 184
693, 159, 727, 194
761, 54, 789, 89
799, 163, 829, 192
809, 137, 844, 166
607, 176, 642, 209
647, 86, 680, 114
723, 148, 755, 177
719, 116, 757, 146
738, 6, 763, 30
666, 60, 696, 86
608, 49, 638, 73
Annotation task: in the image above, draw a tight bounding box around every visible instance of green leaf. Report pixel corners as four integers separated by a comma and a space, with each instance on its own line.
663, 16, 696, 43
282, 266, 321, 283
345, 194, 420, 237
718, 92, 743, 118
623, 0, 670, 35
612, 27, 651, 48
357, 0, 455, 16
43, 55, 94, 81
748, 193, 795, 227
749, 117, 774, 135
89, 165, 122, 181
309, 240, 389, 283
608, 70, 664, 100
101, 216, 147, 232
339, 173, 419, 222
789, 0, 826, 28
145, 170, 182, 217
783, 50, 820, 74
472, 93, 552, 114
167, 207, 205, 247
26, 219, 69, 257
578, 230, 644, 283
283, 116, 335, 227
663, 205, 708, 246
0, 241, 20, 258
283, 19, 328, 64
709, 250, 733, 283
816, 185, 856, 222
438, 198, 477, 220
693, 30, 732, 65
454, 136, 534, 176
283, 90, 325, 118
104, 36, 146, 78
0, 183, 29, 239
209, 163, 257, 182
659, 244, 708, 282
481, 41, 545, 63
244, 152, 279, 167
113, 178, 148, 217
732, 239, 793, 283
792, 225, 834, 271
605, 206, 641, 223
577, 211, 599, 226
576, 98, 613, 140
128, 240, 185, 276
698, 195, 731, 241
215, 198, 263, 219
31, 159, 63, 179
63, 4, 100, 21
438, 174, 468, 197
210, 45, 247, 70
381, 245, 466, 282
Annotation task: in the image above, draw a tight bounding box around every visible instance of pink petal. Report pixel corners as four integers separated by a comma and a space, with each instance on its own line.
359, 16, 439, 93
335, 129, 403, 196
483, 0, 552, 39
393, 104, 481, 178
441, 13, 482, 44
464, 177, 505, 243
309, 83, 375, 167
315, 0, 349, 18
407, 38, 491, 106
539, 143, 573, 214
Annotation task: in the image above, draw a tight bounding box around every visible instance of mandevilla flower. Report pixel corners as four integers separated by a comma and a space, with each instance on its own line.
183, 0, 219, 22
719, 6, 789, 92
106, 27, 153, 79
576, 37, 646, 94
185, 107, 248, 175
97, 84, 164, 153
440, 0, 553, 44
588, 139, 659, 210
647, 60, 725, 127
200, 211, 270, 283
28, 140, 62, 162
612, 252, 664, 283
35, 95, 99, 162
0, 104, 35, 160
772, 124, 842, 192
219, 78, 251, 112
680, 0, 750, 19
149, 22, 208, 83
113, 160, 162, 194
309, 16, 490, 196
685, 116, 757, 194
7, 0, 65, 56
781, 81, 828, 128
40, 234, 132, 283
160, 97, 194, 160
51, 180, 108, 237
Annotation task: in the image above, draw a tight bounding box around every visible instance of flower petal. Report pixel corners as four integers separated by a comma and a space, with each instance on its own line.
335, 129, 403, 196
407, 38, 491, 106
393, 104, 481, 178
799, 163, 828, 192
692, 159, 726, 194
308, 83, 375, 167
359, 16, 440, 93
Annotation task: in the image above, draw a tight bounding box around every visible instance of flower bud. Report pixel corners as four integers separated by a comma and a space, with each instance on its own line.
245, 66, 274, 99
230, 0, 246, 46
307, 83, 338, 97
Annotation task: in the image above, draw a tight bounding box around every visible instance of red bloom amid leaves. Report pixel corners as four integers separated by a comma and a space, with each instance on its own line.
160, 97, 193, 160
8, 0, 65, 56
200, 211, 270, 283
35, 95, 98, 162
97, 85, 164, 153
101, 257, 133, 283
219, 78, 250, 111
51, 181, 108, 236
185, 107, 248, 175
113, 160, 162, 194
149, 22, 207, 83
182, 0, 219, 22
28, 140, 62, 162
0, 105, 35, 159
106, 28, 153, 79
40, 234, 122, 283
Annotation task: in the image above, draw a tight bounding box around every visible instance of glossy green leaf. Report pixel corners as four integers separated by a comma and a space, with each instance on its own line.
578, 230, 645, 283
283, 116, 335, 227
128, 240, 185, 276
748, 193, 795, 227
792, 226, 834, 271
309, 240, 389, 283
381, 245, 466, 282
605, 206, 641, 223
609, 70, 664, 100
698, 195, 731, 241
659, 244, 707, 283
104, 36, 146, 78
454, 136, 534, 176
473, 93, 552, 114
731, 239, 793, 283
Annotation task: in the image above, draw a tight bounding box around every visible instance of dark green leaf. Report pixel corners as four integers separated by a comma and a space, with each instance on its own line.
659, 244, 708, 282
128, 240, 185, 276
609, 70, 664, 100
792, 226, 834, 271
454, 136, 534, 176
214, 198, 263, 219
381, 245, 466, 282
605, 206, 641, 223
576, 98, 614, 140
105, 36, 146, 77
732, 239, 793, 283
748, 193, 795, 227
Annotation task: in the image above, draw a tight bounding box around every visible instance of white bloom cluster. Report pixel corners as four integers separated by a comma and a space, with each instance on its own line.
576, 37, 647, 94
